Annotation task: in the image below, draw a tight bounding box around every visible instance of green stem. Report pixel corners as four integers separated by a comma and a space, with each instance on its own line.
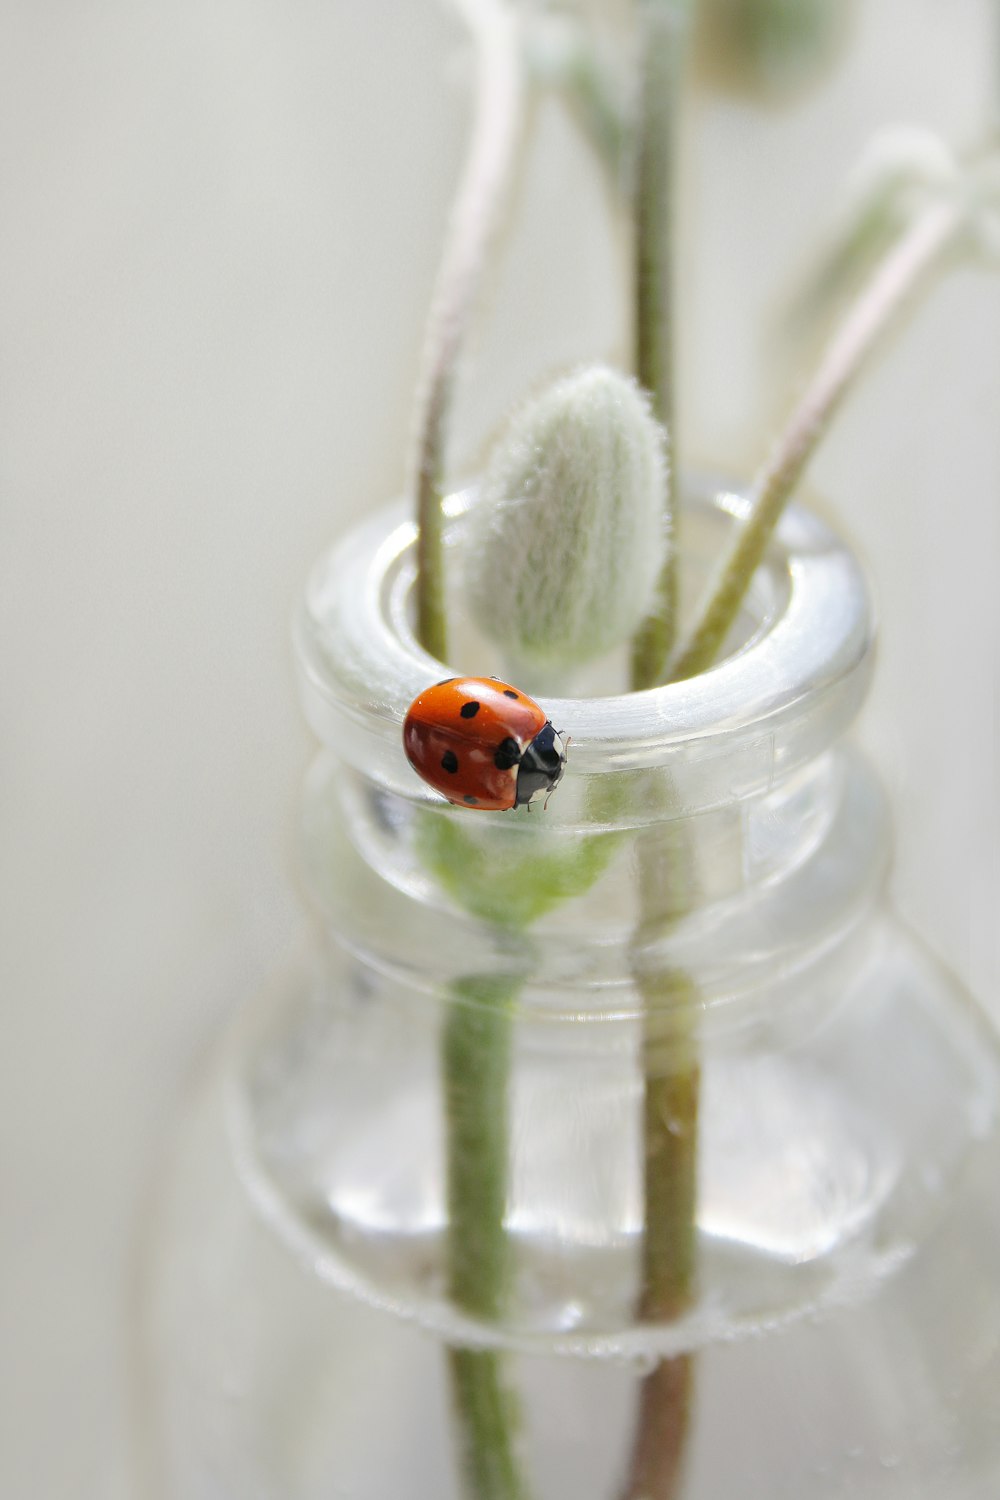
622, 977, 699, 1500
625, 7, 699, 1495
638, 986, 700, 1325
444, 973, 519, 1318
411, 0, 525, 663
447, 1350, 527, 1500
621, 806, 700, 1500
443, 972, 529, 1500
670, 191, 964, 682
419, 805, 622, 1497
630, 0, 696, 690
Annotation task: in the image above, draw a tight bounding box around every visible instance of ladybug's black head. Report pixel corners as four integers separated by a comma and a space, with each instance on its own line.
515, 721, 567, 808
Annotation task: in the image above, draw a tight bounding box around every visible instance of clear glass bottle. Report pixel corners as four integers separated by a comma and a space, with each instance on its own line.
139, 486, 1000, 1500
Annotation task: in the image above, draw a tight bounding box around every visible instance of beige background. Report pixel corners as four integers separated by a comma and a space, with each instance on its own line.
2, 3, 997, 1496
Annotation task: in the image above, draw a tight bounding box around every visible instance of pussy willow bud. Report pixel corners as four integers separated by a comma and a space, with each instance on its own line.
698, 0, 855, 104
523, 13, 629, 183
846, 127, 956, 218
464, 365, 669, 678
790, 127, 957, 339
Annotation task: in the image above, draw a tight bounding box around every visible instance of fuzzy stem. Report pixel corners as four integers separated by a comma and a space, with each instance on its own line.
443, 973, 529, 1500
671, 192, 964, 682
630, 0, 696, 689
411, 0, 525, 663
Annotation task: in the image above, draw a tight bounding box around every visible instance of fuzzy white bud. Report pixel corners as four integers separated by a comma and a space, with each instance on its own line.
845, 126, 956, 220
464, 366, 669, 676
789, 127, 959, 341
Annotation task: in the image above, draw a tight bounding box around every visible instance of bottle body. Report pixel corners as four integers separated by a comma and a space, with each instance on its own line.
146, 1045, 1000, 1498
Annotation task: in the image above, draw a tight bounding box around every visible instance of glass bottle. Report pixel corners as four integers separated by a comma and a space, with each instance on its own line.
139, 485, 1000, 1500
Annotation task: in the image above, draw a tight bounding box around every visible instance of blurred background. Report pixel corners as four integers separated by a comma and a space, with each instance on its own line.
1, 2, 997, 1495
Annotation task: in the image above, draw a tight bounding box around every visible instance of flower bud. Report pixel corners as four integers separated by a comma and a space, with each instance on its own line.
790, 127, 957, 339
464, 365, 669, 678
698, 0, 855, 104
846, 127, 956, 218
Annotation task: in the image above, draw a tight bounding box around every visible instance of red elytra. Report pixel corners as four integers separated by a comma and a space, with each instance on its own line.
402, 676, 567, 811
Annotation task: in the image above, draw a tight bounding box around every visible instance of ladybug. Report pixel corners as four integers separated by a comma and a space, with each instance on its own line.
403, 676, 567, 811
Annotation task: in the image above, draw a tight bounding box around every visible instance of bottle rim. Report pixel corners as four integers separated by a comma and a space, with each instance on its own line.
295, 482, 874, 821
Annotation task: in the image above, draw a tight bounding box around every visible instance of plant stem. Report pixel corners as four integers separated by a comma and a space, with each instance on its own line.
670, 191, 964, 682
443, 972, 529, 1500
410, 0, 525, 664
621, 807, 700, 1500
447, 1350, 526, 1500
623, 976, 699, 1500
630, 0, 696, 690
618, 190, 965, 1500
421, 808, 622, 1499
621, 1346, 695, 1500
625, 7, 700, 1496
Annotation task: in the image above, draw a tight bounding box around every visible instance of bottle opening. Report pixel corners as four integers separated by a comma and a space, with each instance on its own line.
296, 480, 875, 825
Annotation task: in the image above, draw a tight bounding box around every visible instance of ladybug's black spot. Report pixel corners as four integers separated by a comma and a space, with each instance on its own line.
503, 689, 519, 699
441, 749, 459, 774
463, 795, 478, 805
436, 677, 456, 687
493, 737, 521, 771
460, 700, 480, 719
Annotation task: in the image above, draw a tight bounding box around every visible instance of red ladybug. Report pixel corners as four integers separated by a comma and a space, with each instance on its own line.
403, 676, 567, 811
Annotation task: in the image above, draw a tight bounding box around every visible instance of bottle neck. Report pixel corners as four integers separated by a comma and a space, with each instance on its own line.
634, 744, 889, 1026
296, 483, 882, 1041
300, 737, 889, 1044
